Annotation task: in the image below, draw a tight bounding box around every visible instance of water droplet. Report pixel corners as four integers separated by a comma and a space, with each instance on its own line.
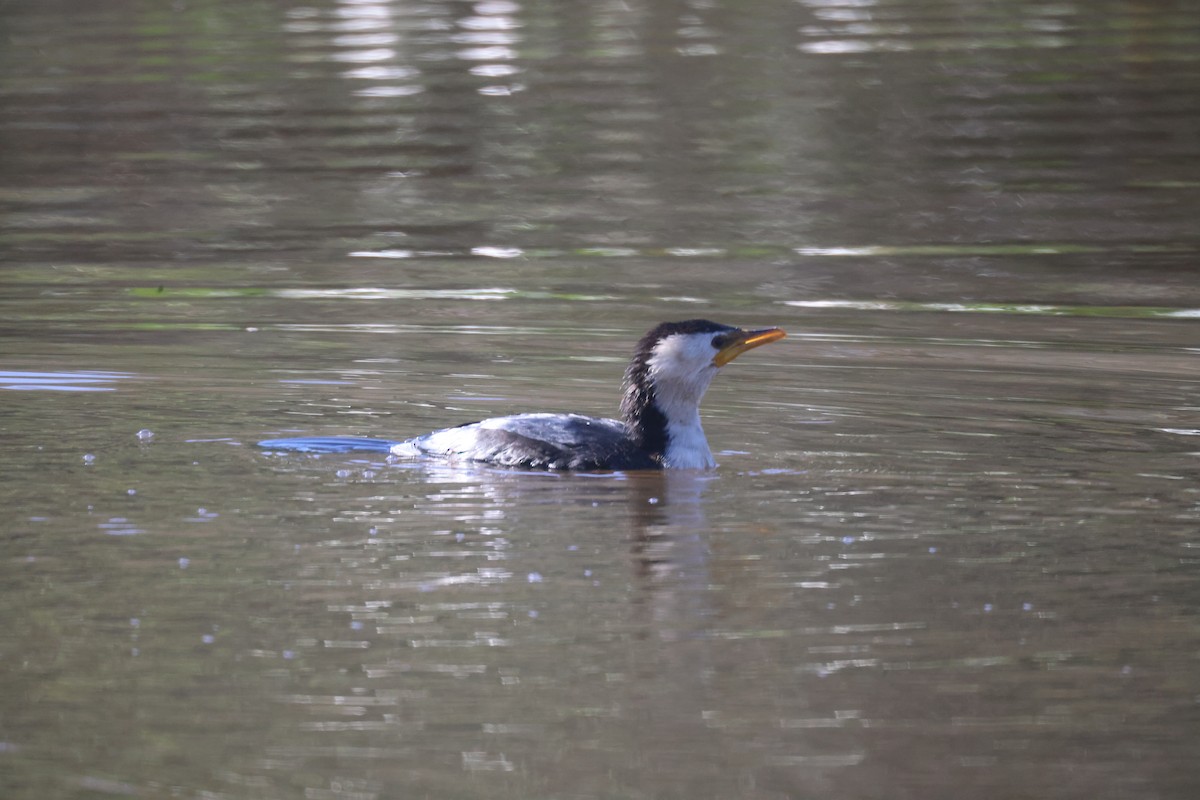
527, 572, 543, 583
136, 429, 154, 441
178, 557, 190, 569
82, 453, 96, 465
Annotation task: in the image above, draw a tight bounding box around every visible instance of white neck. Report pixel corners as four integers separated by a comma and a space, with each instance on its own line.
646, 335, 721, 469
663, 412, 715, 469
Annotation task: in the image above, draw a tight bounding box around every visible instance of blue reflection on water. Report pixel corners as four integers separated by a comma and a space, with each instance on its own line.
258, 436, 401, 454
0, 370, 136, 391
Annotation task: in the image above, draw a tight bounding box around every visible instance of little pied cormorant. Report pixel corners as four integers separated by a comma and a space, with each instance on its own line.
259, 320, 785, 470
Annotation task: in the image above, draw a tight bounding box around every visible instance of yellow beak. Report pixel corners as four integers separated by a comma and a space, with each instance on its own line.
712, 327, 787, 367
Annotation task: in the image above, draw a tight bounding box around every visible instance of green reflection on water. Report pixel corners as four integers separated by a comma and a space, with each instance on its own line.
128, 287, 615, 302
129, 287, 268, 299
783, 299, 1200, 319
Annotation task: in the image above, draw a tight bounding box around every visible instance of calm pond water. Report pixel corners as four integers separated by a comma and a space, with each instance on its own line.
3, 0, 1200, 798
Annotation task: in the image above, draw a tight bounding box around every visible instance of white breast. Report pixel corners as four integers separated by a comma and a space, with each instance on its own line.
664, 417, 715, 469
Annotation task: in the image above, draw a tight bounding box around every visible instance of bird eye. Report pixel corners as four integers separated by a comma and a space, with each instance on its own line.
711, 333, 731, 349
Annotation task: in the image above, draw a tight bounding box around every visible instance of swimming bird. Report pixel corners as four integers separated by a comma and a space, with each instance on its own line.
259, 320, 785, 470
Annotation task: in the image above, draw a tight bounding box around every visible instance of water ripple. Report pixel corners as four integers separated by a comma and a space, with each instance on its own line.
782, 299, 1200, 319
0, 370, 137, 392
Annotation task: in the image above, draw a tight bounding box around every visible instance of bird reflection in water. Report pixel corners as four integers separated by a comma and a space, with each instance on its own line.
624, 469, 721, 639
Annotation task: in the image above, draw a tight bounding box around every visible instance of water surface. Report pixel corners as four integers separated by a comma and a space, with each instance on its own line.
2, 1, 1200, 798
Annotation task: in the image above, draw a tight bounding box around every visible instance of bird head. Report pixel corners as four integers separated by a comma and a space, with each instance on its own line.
620, 320, 787, 449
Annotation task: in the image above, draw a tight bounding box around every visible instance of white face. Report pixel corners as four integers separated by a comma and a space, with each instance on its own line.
646, 331, 724, 412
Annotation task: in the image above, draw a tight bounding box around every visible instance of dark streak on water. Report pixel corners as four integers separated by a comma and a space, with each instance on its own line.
2, 1, 1200, 799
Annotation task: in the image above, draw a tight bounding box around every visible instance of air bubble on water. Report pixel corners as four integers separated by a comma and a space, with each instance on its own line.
136, 429, 154, 442
83, 453, 96, 465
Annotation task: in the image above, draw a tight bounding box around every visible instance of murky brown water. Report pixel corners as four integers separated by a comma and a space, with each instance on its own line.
3, 1, 1200, 798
